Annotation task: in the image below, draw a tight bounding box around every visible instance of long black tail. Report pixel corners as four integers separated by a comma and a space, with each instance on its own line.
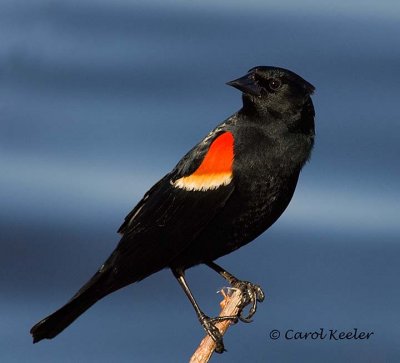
30, 268, 121, 343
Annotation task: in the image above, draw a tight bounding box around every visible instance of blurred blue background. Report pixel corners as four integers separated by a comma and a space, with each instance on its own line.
1, 0, 399, 362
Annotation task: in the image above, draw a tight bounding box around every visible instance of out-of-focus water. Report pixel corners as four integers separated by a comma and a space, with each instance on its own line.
1, 1, 399, 362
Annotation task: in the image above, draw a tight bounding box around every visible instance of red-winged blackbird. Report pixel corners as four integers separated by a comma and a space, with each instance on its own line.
30, 66, 315, 353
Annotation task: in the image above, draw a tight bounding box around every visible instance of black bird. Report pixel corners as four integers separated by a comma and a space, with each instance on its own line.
30, 66, 315, 353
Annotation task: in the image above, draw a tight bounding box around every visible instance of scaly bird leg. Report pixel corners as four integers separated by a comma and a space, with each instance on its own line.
172, 268, 236, 354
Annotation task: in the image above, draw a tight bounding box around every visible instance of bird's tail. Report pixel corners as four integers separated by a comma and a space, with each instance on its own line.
30, 267, 120, 343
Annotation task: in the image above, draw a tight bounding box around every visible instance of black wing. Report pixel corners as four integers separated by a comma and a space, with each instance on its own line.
109, 122, 235, 282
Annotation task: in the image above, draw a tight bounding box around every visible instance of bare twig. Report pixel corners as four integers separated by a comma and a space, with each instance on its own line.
189, 288, 243, 363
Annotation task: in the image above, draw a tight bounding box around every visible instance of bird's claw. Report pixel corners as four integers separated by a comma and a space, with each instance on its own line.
197, 279, 264, 353
199, 314, 227, 353
230, 280, 265, 323
209, 314, 239, 325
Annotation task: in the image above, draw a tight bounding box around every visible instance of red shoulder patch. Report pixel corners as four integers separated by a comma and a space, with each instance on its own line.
194, 132, 234, 175
174, 132, 234, 191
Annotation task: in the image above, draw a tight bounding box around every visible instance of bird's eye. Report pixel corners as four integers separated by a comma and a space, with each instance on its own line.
268, 78, 282, 91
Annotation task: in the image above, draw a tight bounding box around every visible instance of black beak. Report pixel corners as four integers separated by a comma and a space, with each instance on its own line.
226, 72, 262, 96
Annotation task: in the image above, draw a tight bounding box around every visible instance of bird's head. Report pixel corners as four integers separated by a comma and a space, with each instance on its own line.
227, 66, 315, 118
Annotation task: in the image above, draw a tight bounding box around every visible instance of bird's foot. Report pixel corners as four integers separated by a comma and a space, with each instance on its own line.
229, 279, 265, 323
198, 314, 236, 353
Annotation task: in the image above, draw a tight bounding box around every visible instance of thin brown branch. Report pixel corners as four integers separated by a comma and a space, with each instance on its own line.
189, 288, 243, 363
